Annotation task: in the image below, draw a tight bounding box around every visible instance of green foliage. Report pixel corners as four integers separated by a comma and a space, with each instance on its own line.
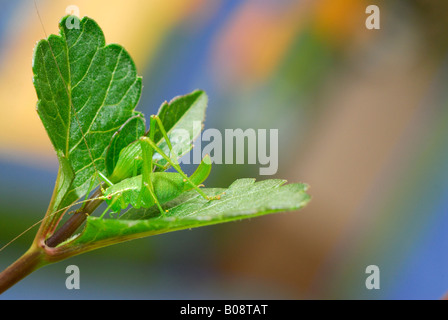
67, 179, 310, 254
32, 15, 310, 254
108, 90, 208, 182
105, 113, 146, 177
33, 16, 142, 214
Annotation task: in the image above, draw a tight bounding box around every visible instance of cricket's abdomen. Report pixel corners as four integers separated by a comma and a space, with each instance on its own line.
104, 173, 188, 212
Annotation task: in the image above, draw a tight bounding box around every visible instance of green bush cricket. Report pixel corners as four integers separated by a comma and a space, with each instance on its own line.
97, 114, 221, 218
30, 11, 221, 221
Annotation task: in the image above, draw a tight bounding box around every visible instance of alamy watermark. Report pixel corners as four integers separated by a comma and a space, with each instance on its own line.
65, 265, 80, 290
365, 5, 380, 30
65, 5, 80, 29
163, 121, 279, 175
365, 265, 380, 290
62, 5, 278, 175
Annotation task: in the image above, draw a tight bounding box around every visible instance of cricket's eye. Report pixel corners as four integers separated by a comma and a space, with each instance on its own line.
106, 195, 112, 200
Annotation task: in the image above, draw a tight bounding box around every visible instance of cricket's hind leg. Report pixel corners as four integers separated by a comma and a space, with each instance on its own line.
148, 115, 213, 197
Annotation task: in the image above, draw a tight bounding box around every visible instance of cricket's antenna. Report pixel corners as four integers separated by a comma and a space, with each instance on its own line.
33, 0, 46, 36
1, 2, 112, 252
0, 193, 107, 253
0, 220, 42, 253
33, 0, 103, 188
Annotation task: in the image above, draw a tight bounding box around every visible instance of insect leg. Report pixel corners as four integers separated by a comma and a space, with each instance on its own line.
81, 171, 99, 210
143, 181, 165, 215
140, 136, 213, 200
138, 116, 166, 215
152, 115, 173, 152
81, 169, 114, 211
99, 195, 119, 219
148, 115, 215, 199
98, 172, 114, 188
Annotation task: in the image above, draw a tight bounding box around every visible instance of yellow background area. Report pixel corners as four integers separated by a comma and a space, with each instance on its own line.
0, 0, 205, 166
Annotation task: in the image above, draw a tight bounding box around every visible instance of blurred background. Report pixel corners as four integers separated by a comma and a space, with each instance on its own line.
1, 0, 448, 299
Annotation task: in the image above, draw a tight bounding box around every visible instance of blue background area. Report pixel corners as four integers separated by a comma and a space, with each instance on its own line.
1, 0, 448, 300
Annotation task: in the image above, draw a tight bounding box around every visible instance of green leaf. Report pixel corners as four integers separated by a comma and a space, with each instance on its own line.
62, 179, 310, 252
109, 90, 208, 181
33, 15, 142, 212
155, 89, 208, 166
104, 155, 212, 213
105, 112, 146, 176
30, 15, 311, 264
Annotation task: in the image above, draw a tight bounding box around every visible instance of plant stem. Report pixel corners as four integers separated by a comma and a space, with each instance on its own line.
0, 188, 104, 294
0, 247, 45, 294
46, 188, 104, 248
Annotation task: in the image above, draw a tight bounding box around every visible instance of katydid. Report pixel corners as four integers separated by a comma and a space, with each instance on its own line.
0, 7, 221, 251
97, 114, 221, 218
0, 116, 218, 252
32, 6, 219, 219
